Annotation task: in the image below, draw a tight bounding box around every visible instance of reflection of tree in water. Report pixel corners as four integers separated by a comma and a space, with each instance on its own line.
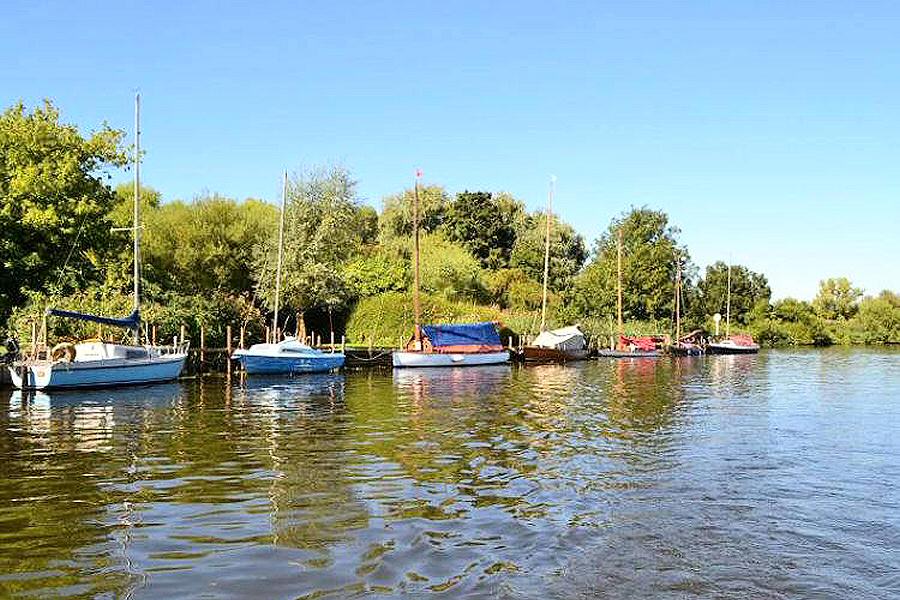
601, 358, 706, 438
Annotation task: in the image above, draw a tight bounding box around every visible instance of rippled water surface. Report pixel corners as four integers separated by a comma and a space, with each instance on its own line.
2, 349, 899, 598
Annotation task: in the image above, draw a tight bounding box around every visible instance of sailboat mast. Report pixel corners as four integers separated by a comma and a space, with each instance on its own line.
725, 262, 732, 338
675, 260, 682, 343
616, 228, 624, 345
539, 177, 554, 332
413, 172, 422, 345
133, 93, 141, 344
273, 171, 287, 341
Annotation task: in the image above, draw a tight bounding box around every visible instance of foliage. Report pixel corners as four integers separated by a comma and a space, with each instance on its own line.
485, 268, 545, 311
509, 212, 587, 292
419, 233, 488, 302
0, 100, 128, 320
135, 192, 277, 296
750, 298, 833, 346
854, 291, 900, 344
341, 248, 408, 297
254, 165, 367, 322
694, 262, 771, 326
813, 277, 863, 321
442, 191, 525, 269
571, 207, 690, 322
379, 184, 449, 239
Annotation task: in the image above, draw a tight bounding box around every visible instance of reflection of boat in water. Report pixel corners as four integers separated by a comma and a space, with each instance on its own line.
9, 381, 184, 407
237, 373, 346, 409
392, 364, 510, 400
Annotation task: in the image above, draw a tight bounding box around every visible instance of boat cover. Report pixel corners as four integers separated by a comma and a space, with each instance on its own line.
422, 322, 503, 353
729, 334, 756, 347
619, 335, 659, 352
531, 325, 586, 350
47, 308, 140, 329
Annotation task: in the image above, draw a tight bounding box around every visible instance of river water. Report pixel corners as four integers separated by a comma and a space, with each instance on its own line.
1, 349, 898, 599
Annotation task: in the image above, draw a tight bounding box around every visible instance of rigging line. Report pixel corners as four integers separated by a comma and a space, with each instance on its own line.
53, 210, 93, 290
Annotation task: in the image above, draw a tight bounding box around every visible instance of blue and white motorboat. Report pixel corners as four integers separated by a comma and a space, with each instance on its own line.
232, 338, 345, 374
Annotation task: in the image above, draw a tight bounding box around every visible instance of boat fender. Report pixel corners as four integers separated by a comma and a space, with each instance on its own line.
51, 342, 77, 363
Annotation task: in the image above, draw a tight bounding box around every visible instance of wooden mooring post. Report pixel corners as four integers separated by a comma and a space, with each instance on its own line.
239, 325, 245, 349
199, 326, 206, 372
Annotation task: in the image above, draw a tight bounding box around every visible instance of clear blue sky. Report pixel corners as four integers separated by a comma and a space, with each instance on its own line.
3, 1, 898, 299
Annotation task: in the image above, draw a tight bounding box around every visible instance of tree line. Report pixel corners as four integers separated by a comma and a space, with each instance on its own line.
1, 100, 898, 348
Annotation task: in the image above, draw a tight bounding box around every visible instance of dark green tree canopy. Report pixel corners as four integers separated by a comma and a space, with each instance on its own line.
695, 261, 771, 326
442, 191, 525, 270
0, 100, 127, 319
572, 207, 690, 322
510, 212, 586, 292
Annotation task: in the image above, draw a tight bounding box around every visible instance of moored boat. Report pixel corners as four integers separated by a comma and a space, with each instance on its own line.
521, 326, 588, 362
597, 335, 663, 358
707, 334, 760, 354
393, 322, 510, 368
391, 170, 508, 369
232, 338, 345, 374
8, 95, 188, 390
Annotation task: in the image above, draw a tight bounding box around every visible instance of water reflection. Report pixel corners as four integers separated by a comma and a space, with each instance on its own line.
1, 350, 899, 598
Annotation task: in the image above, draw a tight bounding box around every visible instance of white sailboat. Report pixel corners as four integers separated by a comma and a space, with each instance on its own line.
9, 94, 188, 390
392, 170, 509, 368
231, 172, 346, 375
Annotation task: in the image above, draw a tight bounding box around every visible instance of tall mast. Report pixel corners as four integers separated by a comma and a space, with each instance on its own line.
617, 228, 624, 346
412, 171, 422, 346
725, 262, 732, 338
273, 171, 287, 341
133, 93, 141, 344
675, 259, 682, 343
539, 176, 555, 332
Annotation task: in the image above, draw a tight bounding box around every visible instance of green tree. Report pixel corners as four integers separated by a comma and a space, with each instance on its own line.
571, 207, 690, 322
419, 233, 488, 302
0, 100, 127, 320
813, 277, 862, 320
694, 261, 771, 326
379, 185, 449, 239
442, 190, 525, 269
341, 248, 408, 297
509, 212, 586, 292
255, 165, 365, 327
855, 291, 900, 344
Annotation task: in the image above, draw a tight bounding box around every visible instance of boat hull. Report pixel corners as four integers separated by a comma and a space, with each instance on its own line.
234, 353, 345, 375
706, 343, 759, 355
597, 349, 660, 358
520, 347, 589, 363
392, 350, 510, 368
9, 355, 187, 390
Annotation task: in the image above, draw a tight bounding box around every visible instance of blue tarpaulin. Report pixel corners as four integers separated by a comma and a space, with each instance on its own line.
46, 308, 140, 329
422, 322, 501, 348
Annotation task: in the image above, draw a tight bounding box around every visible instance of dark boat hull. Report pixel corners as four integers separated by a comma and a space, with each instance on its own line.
597, 349, 660, 358
521, 347, 589, 363
706, 343, 759, 355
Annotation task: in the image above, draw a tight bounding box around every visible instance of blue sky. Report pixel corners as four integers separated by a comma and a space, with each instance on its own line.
3, 1, 898, 299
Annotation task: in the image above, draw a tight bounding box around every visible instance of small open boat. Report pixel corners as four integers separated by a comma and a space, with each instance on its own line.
707, 334, 760, 354
521, 326, 588, 362
598, 335, 663, 358
232, 338, 345, 374
393, 322, 510, 368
